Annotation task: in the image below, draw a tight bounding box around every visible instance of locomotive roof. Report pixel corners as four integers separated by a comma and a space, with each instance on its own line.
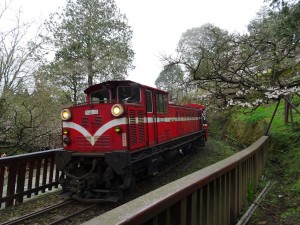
84, 80, 168, 94
184, 103, 205, 109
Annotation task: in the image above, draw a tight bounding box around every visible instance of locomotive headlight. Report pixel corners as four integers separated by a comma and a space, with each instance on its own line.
111, 104, 124, 117
61, 109, 71, 120
114, 126, 121, 133
63, 129, 69, 135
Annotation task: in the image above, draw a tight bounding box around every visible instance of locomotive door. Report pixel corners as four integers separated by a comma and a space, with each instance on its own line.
146, 90, 157, 145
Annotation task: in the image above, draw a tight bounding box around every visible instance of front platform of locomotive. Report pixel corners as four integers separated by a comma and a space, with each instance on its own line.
56, 81, 142, 201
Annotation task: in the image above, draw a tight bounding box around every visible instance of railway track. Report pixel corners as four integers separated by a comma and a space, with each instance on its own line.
1, 200, 98, 225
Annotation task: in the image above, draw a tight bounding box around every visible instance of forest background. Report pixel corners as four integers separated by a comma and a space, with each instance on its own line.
0, 0, 299, 155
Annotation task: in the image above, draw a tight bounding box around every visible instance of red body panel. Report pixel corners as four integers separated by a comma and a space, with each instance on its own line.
62, 104, 128, 152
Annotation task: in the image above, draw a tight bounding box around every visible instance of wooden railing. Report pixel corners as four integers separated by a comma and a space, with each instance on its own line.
82, 136, 268, 225
0, 149, 63, 208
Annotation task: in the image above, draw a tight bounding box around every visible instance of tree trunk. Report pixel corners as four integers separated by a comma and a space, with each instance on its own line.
87, 55, 94, 87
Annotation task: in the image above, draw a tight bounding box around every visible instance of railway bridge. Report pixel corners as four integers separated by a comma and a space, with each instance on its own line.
0, 136, 268, 225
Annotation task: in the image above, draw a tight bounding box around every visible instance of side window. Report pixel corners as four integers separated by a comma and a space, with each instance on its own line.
163, 94, 168, 112
156, 92, 168, 113
158, 94, 163, 112
156, 93, 161, 113
146, 91, 153, 113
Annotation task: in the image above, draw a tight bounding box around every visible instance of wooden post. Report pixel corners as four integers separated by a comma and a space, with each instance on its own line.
284, 95, 289, 124
265, 97, 281, 135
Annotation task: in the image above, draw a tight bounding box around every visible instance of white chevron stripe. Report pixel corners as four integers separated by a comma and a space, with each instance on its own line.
63, 117, 200, 146
63, 118, 127, 146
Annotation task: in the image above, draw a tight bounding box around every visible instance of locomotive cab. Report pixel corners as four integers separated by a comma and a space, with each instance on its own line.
61, 81, 145, 153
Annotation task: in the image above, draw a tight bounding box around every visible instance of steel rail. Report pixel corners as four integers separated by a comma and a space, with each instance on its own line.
1, 200, 74, 225
48, 203, 98, 225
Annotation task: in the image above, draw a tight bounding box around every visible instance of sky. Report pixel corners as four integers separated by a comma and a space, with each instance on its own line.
4, 0, 267, 88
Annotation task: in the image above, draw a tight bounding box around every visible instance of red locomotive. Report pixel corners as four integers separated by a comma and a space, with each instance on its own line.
56, 80, 207, 202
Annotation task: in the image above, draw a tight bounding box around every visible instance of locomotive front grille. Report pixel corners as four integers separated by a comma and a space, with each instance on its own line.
128, 109, 146, 147
77, 137, 90, 150
82, 117, 88, 127
138, 110, 145, 143
77, 136, 110, 150
95, 116, 103, 127
81, 117, 103, 128
94, 135, 110, 148
129, 110, 137, 145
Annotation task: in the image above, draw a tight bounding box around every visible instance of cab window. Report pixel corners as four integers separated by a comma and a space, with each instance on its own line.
118, 86, 140, 103
90, 89, 110, 103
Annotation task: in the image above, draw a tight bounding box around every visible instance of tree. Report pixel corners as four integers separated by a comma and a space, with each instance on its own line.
155, 65, 185, 102
0, 89, 62, 154
45, 0, 134, 91
163, 24, 240, 107
239, 2, 300, 100
268, 0, 298, 8
0, 1, 61, 154
35, 62, 86, 103
163, 2, 300, 109
0, 1, 43, 98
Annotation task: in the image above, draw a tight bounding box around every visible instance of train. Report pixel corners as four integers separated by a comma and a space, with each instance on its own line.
55, 80, 208, 202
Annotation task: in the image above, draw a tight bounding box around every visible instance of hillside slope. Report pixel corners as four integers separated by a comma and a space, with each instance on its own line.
223, 100, 300, 224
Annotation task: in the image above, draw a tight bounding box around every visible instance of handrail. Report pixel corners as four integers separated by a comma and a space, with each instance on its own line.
0, 149, 64, 208
82, 136, 268, 225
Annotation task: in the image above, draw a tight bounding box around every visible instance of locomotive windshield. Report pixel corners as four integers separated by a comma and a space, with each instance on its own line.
90, 89, 110, 103
118, 86, 140, 103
